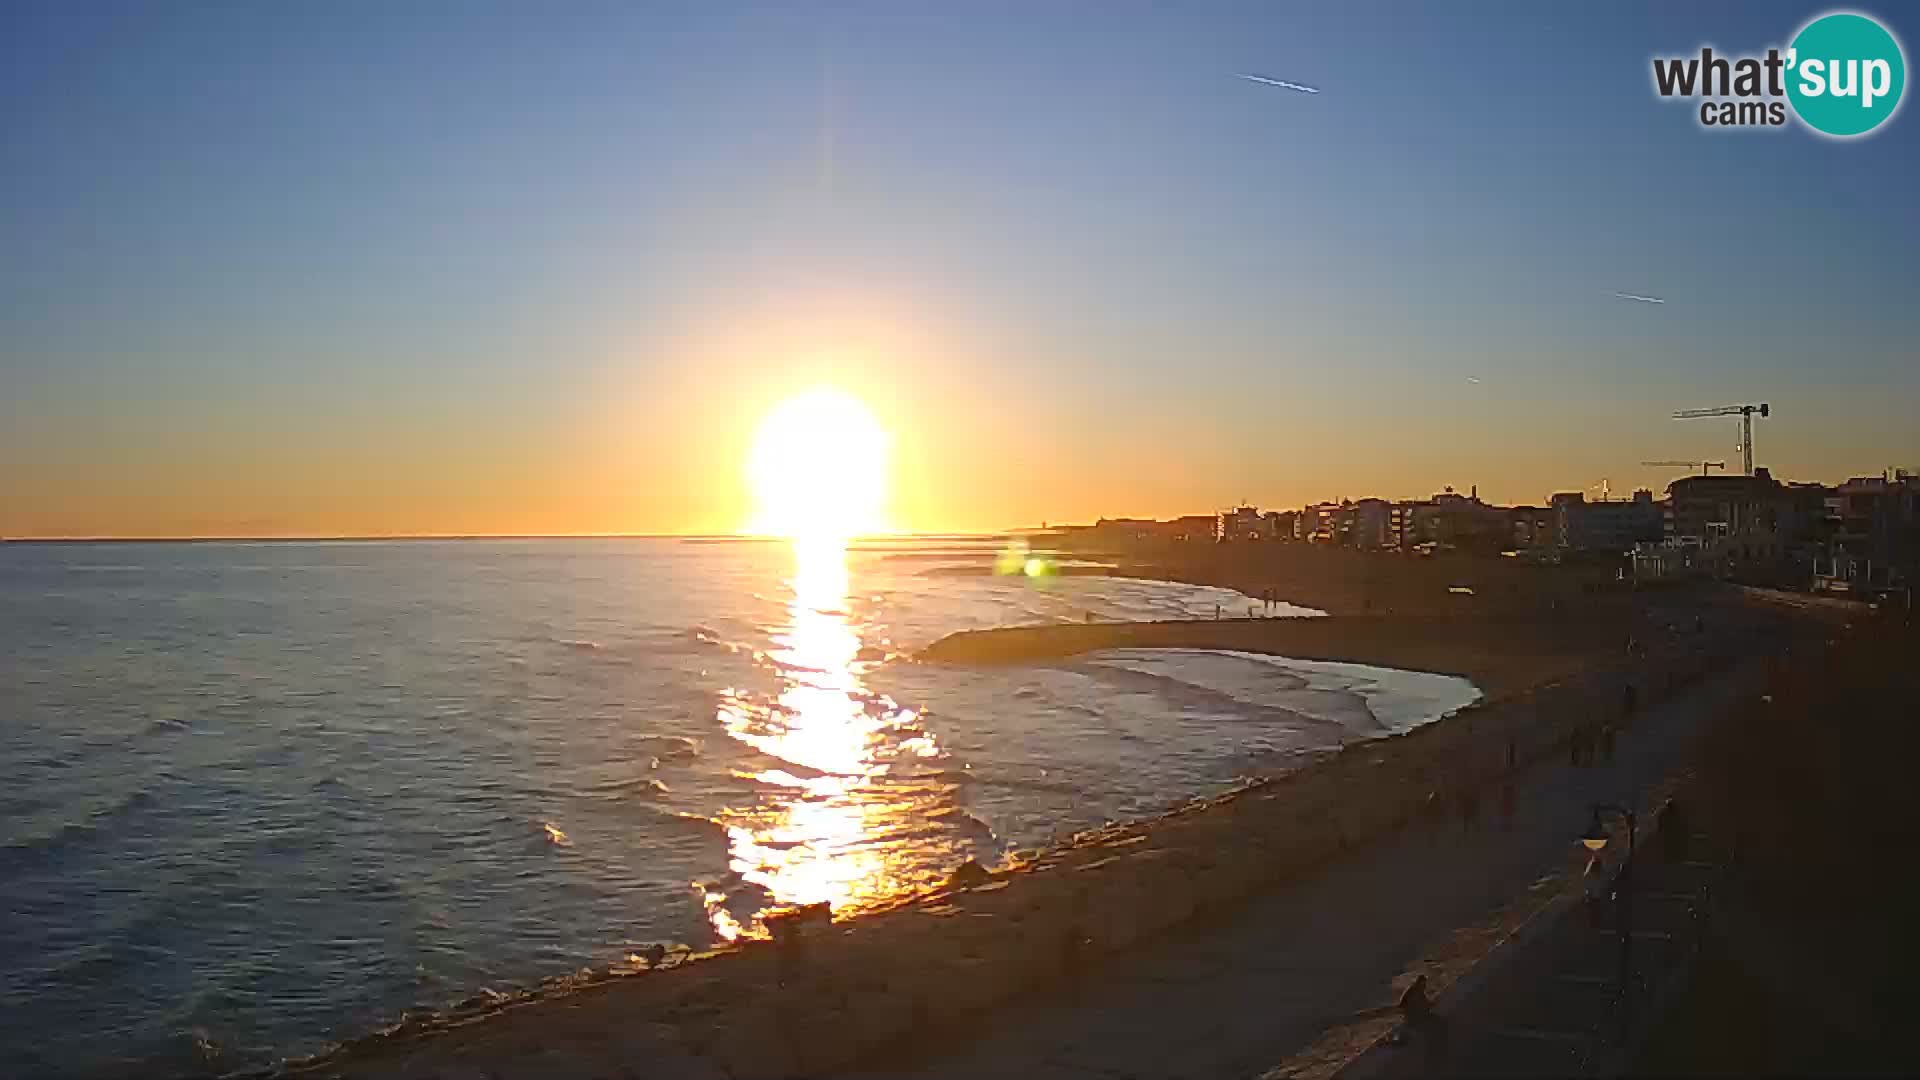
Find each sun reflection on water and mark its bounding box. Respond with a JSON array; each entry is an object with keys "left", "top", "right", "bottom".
[{"left": 705, "top": 537, "right": 951, "bottom": 940}]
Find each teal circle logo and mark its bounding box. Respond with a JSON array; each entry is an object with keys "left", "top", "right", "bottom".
[{"left": 1786, "top": 12, "right": 1906, "bottom": 137}]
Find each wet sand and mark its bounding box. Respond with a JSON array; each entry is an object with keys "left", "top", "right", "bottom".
[{"left": 277, "top": 595, "right": 1762, "bottom": 1080}]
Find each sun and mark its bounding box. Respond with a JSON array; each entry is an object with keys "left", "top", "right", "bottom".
[{"left": 747, "top": 388, "right": 891, "bottom": 540}]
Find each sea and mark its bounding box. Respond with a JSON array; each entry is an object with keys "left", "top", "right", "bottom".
[{"left": 0, "top": 537, "right": 1479, "bottom": 1077}]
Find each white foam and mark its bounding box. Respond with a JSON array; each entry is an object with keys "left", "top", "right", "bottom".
[{"left": 1083, "top": 648, "right": 1481, "bottom": 737}]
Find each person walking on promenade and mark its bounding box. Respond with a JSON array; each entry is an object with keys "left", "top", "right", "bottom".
[
  {"left": 1660, "top": 799, "right": 1689, "bottom": 863},
  {"left": 1583, "top": 852, "right": 1611, "bottom": 928},
  {"left": 1397, "top": 974, "right": 1448, "bottom": 1066}
]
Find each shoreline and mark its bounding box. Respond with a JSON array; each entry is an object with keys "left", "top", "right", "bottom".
[
  {"left": 917, "top": 613, "right": 1634, "bottom": 700},
  {"left": 275, "top": 599, "right": 1749, "bottom": 1080}
]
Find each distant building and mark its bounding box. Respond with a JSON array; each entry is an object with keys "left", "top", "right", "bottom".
[
  {"left": 1218, "top": 505, "right": 1264, "bottom": 542},
  {"left": 1294, "top": 504, "right": 1322, "bottom": 542},
  {"left": 1815, "top": 473, "right": 1919, "bottom": 595},
  {"left": 1550, "top": 489, "right": 1663, "bottom": 553},
  {"left": 1664, "top": 469, "right": 1798, "bottom": 576},
  {"left": 1424, "top": 487, "right": 1508, "bottom": 552},
  {"left": 1170, "top": 514, "right": 1220, "bottom": 542},
  {"left": 1666, "top": 469, "right": 1788, "bottom": 550},
  {"left": 1509, "top": 505, "right": 1556, "bottom": 550},
  {"left": 1263, "top": 510, "right": 1297, "bottom": 541},
  {"left": 1299, "top": 502, "right": 1343, "bottom": 543},
  {"left": 1086, "top": 518, "right": 1162, "bottom": 545},
  {"left": 1351, "top": 498, "right": 1391, "bottom": 549},
  {"left": 1389, "top": 501, "right": 1429, "bottom": 550}
]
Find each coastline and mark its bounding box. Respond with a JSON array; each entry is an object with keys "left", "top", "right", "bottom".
[
  {"left": 274, "top": 593, "right": 1753, "bottom": 1080},
  {"left": 917, "top": 613, "right": 1632, "bottom": 700}
]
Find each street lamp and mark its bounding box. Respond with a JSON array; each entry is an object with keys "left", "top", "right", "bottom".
[{"left": 1580, "top": 802, "right": 1636, "bottom": 857}]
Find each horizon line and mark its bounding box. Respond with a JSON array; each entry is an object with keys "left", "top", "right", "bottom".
[{"left": 0, "top": 530, "right": 1027, "bottom": 544}]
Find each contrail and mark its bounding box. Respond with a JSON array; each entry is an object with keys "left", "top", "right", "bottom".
[
  {"left": 1237, "top": 73, "right": 1320, "bottom": 94},
  {"left": 1613, "top": 291, "right": 1667, "bottom": 304}
]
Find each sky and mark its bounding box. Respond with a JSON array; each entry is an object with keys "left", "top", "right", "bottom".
[{"left": 3, "top": 1, "right": 1916, "bottom": 538}]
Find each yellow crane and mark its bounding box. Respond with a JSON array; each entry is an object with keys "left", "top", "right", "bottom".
[{"left": 1672, "top": 403, "right": 1769, "bottom": 475}]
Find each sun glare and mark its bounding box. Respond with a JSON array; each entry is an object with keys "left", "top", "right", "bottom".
[{"left": 747, "top": 388, "right": 891, "bottom": 540}]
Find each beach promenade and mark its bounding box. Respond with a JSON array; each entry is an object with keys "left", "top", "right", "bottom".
[{"left": 855, "top": 635, "right": 1770, "bottom": 1079}]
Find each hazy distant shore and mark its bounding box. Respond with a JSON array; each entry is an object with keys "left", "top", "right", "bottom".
[{"left": 1052, "top": 539, "right": 1635, "bottom": 619}]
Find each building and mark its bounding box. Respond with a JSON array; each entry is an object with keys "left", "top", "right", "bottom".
[
  {"left": 1815, "top": 472, "right": 1919, "bottom": 595},
  {"left": 1389, "top": 501, "right": 1429, "bottom": 550},
  {"left": 1509, "top": 505, "right": 1556, "bottom": 550},
  {"left": 1425, "top": 487, "right": 1509, "bottom": 552},
  {"left": 1263, "top": 510, "right": 1297, "bottom": 541},
  {"left": 1664, "top": 469, "right": 1798, "bottom": 577},
  {"left": 1298, "top": 502, "right": 1344, "bottom": 543},
  {"left": 1341, "top": 498, "right": 1387, "bottom": 549},
  {"left": 1217, "top": 505, "right": 1265, "bottom": 542},
  {"left": 1295, "top": 503, "right": 1332, "bottom": 542},
  {"left": 1170, "top": 514, "right": 1219, "bottom": 542},
  {"left": 1550, "top": 489, "right": 1664, "bottom": 553},
  {"left": 1084, "top": 518, "right": 1162, "bottom": 545}
]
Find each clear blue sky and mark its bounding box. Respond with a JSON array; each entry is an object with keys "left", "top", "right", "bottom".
[{"left": 3, "top": 1, "right": 1915, "bottom": 535}]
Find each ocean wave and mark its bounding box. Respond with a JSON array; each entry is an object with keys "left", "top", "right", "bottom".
[
  {"left": 584, "top": 776, "right": 671, "bottom": 798},
  {"left": 0, "top": 788, "right": 159, "bottom": 872},
  {"left": 633, "top": 734, "right": 701, "bottom": 762}
]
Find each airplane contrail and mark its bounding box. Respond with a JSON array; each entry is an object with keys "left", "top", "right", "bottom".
[
  {"left": 1613, "top": 291, "right": 1667, "bottom": 304},
  {"left": 1237, "top": 73, "right": 1321, "bottom": 94}
]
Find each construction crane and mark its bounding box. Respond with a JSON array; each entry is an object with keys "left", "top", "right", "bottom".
[
  {"left": 1642, "top": 459, "right": 1727, "bottom": 476},
  {"left": 1672, "top": 403, "right": 1769, "bottom": 475}
]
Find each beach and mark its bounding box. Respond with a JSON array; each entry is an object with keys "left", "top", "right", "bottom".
[{"left": 283, "top": 583, "right": 1781, "bottom": 1080}]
